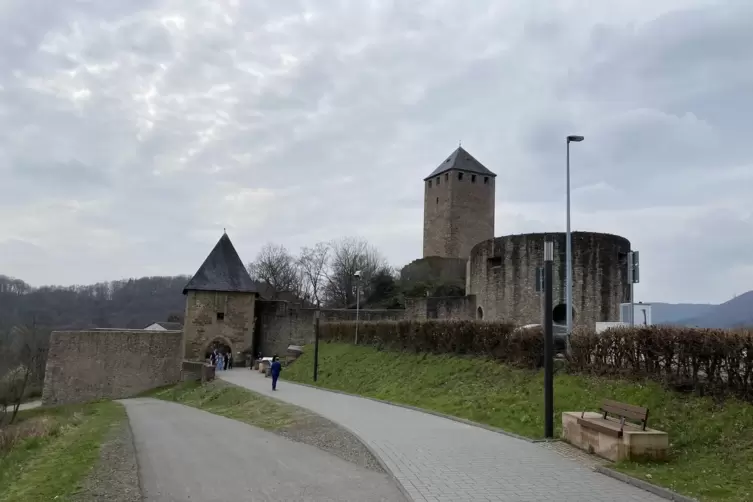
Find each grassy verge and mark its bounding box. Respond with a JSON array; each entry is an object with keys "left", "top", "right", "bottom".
[
  {"left": 0, "top": 401, "right": 125, "bottom": 502},
  {"left": 148, "top": 379, "right": 300, "bottom": 431},
  {"left": 284, "top": 342, "right": 753, "bottom": 502}
]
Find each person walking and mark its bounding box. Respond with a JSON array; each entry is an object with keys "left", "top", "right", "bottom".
[
  {"left": 227, "top": 351, "right": 233, "bottom": 370},
  {"left": 270, "top": 355, "right": 282, "bottom": 391}
]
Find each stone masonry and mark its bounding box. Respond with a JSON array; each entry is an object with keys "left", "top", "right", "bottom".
[
  {"left": 468, "top": 232, "right": 631, "bottom": 329},
  {"left": 423, "top": 147, "right": 496, "bottom": 259},
  {"left": 42, "top": 329, "right": 182, "bottom": 406},
  {"left": 182, "top": 290, "right": 256, "bottom": 360}
]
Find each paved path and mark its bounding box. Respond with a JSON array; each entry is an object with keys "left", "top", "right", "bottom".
[
  {"left": 121, "top": 398, "right": 405, "bottom": 502},
  {"left": 221, "top": 370, "right": 664, "bottom": 502}
]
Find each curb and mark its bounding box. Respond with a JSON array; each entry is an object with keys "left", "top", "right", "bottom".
[
  {"left": 285, "top": 379, "right": 535, "bottom": 443},
  {"left": 594, "top": 466, "right": 698, "bottom": 502},
  {"left": 220, "top": 378, "right": 412, "bottom": 502},
  {"left": 285, "top": 379, "right": 698, "bottom": 502}
]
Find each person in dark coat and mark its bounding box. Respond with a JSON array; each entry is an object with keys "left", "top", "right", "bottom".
[
  {"left": 227, "top": 352, "right": 233, "bottom": 370},
  {"left": 270, "top": 355, "right": 282, "bottom": 391}
]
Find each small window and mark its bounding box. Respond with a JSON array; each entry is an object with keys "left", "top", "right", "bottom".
[
  {"left": 436, "top": 197, "right": 439, "bottom": 204},
  {"left": 484, "top": 176, "right": 489, "bottom": 184},
  {"left": 428, "top": 180, "right": 432, "bottom": 188},
  {"left": 445, "top": 173, "right": 449, "bottom": 181},
  {"left": 216, "top": 312, "right": 225, "bottom": 321},
  {"left": 436, "top": 176, "right": 440, "bottom": 185},
  {"left": 458, "top": 172, "right": 464, "bottom": 180},
  {"left": 471, "top": 174, "right": 476, "bottom": 183}
]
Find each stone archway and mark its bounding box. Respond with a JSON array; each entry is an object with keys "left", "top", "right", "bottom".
[
  {"left": 202, "top": 337, "right": 234, "bottom": 363},
  {"left": 477, "top": 306, "right": 484, "bottom": 320}
]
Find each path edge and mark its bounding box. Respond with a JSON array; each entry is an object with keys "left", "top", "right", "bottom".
[
  {"left": 117, "top": 400, "right": 147, "bottom": 502},
  {"left": 284, "top": 378, "right": 697, "bottom": 502},
  {"left": 251, "top": 383, "right": 413, "bottom": 502},
  {"left": 594, "top": 466, "right": 698, "bottom": 502},
  {"left": 284, "top": 378, "right": 534, "bottom": 442}
]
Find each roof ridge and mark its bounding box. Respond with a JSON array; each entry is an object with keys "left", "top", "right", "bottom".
[{"left": 424, "top": 146, "right": 496, "bottom": 180}]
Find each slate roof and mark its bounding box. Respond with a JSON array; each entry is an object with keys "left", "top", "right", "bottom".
[
  {"left": 424, "top": 146, "right": 497, "bottom": 181},
  {"left": 183, "top": 233, "right": 258, "bottom": 294}
]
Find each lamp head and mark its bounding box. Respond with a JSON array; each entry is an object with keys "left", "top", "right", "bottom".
[{"left": 567, "top": 135, "right": 584, "bottom": 143}]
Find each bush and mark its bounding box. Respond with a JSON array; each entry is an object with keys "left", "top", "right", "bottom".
[
  {"left": 320, "top": 321, "right": 753, "bottom": 401},
  {"left": 570, "top": 325, "right": 753, "bottom": 401},
  {"left": 320, "top": 320, "right": 544, "bottom": 368}
]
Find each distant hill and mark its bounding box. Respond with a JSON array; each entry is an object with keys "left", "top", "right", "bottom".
[
  {"left": 670, "top": 291, "right": 753, "bottom": 328},
  {"left": 650, "top": 302, "right": 716, "bottom": 325}
]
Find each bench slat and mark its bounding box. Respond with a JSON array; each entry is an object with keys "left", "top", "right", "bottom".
[{"left": 601, "top": 399, "right": 648, "bottom": 421}]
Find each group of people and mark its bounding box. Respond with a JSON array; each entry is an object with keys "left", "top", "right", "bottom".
[{"left": 206, "top": 348, "right": 233, "bottom": 370}]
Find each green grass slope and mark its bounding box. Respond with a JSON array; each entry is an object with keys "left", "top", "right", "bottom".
[{"left": 284, "top": 342, "right": 753, "bottom": 502}]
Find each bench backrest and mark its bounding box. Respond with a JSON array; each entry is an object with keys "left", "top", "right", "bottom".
[{"left": 601, "top": 399, "right": 649, "bottom": 429}]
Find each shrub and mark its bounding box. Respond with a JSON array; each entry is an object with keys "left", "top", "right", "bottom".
[
  {"left": 320, "top": 320, "right": 544, "bottom": 368},
  {"left": 320, "top": 321, "right": 753, "bottom": 401}
]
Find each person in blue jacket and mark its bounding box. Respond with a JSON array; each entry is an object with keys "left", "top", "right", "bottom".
[{"left": 270, "top": 355, "right": 282, "bottom": 391}]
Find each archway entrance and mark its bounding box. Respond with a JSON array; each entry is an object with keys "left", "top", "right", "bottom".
[
  {"left": 204, "top": 338, "right": 234, "bottom": 370},
  {"left": 477, "top": 306, "right": 484, "bottom": 320}
]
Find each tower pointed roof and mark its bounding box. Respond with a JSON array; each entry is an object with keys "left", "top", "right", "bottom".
[
  {"left": 424, "top": 146, "right": 497, "bottom": 181},
  {"left": 183, "top": 233, "right": 258, "bottom": 295}
]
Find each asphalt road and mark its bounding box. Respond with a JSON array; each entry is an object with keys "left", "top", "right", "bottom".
[{"left": 120, "top": 398, "right": 406, "bottom": 502}]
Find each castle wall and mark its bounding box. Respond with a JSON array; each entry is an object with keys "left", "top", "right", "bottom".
[
  {"left": 405, "top": 295, "right": 477, "bottom": 320},
  {"left": 182, "top": 290, "right": 255, "bottom": 361},
  {"left": 42, "top": 329, "right": 182, "bottom": 406},
  {"left": 256, "top": 301, "right": 405, "bottom": 356},
  {"left": 468, "top": 232, "right": 631, "bottom": 329},
  {"left": 423, "top": 169, "right": 495, "bottom": 259}
]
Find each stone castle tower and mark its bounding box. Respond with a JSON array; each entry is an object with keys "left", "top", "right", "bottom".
[
  {"left": 422, "top": 146, "right": 496, "bottom": 259},
  {"left": 182, "top": 232, "right": 259, "bottom": 361}
]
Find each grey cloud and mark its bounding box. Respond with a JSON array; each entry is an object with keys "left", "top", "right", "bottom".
[{"left": 0, "top": 0, "right": 751, "bottom": 304}]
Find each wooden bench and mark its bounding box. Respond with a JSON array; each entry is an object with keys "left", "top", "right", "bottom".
[{"left": 577, "top": 399, "right": 649, "bottom": 439}]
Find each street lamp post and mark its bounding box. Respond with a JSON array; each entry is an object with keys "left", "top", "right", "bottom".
[
  {"left": 313, "top": 309, "right": 320, "bottom": 381},
  {"left": 565, "top": 135, "right": 584, "bottom": 340},
  {"left": 543, "top": 239, "right": 555, "bottom": 438},
  {"left": 354, "top": 270, "right": 362, "bottom": 345}
]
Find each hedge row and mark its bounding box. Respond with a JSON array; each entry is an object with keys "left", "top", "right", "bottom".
[{"left": 319, "top": 320, "right": 753, "bottom": 401}]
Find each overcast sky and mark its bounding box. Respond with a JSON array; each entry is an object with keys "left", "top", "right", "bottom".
[{"left": 0, "top": 0, "right": 751, "bottom": 304}]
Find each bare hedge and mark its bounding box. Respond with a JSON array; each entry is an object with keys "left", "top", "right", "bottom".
[{"left": 319, "top": 321, "right": 753, "bottom": 401}]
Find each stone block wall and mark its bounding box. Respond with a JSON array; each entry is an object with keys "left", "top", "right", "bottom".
[
  {"left": 405, "top": 295, "right": 477, "bottom": 320},
  {"left": 182, "top": 290, "right": 256, "bottom": 361},
  {"left": 256, "top": 300, "right": 405, "bottom": 356},
  {"left": 423, "top": 168, "right": 495, "bottom": 259},
  {"left": 42, "top": 329, "right": 182, "bottom": 406},
  {"left": 467, "top": 232, "right": 631, "bottom": 329}
]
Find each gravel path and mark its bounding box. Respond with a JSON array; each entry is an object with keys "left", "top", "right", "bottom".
[
  {"left": 72, "top": 411, "right": 142, "bottom": 502},
  {"left": 121, "top": 397, "right": 405, "bottom": 502},
  {"left": 276, "top": 407, "right": 385, "bottom": 472}
]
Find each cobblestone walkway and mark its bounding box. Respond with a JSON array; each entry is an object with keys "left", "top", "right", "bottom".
[{"left": 221, "top": 371, "right": 663, "bottom": 502}]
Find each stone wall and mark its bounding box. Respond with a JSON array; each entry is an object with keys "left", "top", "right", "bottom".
[
  {"left": 256, "top": 301, "right": 405, "bottom": 356},
  {"left": 42, "top": 329, "right": 182, "bottom": 406},
  {"left": 423, "top": 168, "right": 495, "bottom": 259},
  {"left": 405, "top": 295, "right": 477, "bottom": 320},
  {"left": 467, "top": 232, "right": 631, "bottom": 329},
  {"left": 182, "top": 290, "right": 256, "bottom": 361}
]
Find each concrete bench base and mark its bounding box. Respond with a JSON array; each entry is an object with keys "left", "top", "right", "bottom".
[{"left": 562, "top": 411, "right": 669, "bottom": 462}]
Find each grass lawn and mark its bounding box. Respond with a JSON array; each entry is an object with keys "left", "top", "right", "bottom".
[
  {"left": 284, "top": 342, "right": 753, "bottom": 502},
  {"left": 148, "top": 379, "right": 300, "bottom": 431},
  {"left": 0, "top": 401, "right": 125, "bottom": 502}
]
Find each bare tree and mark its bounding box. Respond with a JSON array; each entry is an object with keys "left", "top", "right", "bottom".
[
  {"left": 247, "top": 243, "right": 301, "bottom": 300},
  {"left": 0, "top": 322, "right": 46, "bottom": 427},
  {"left": 324, "top": 237, "right": 389, "bottom": 307},
  {"left": 297, "top": 242, "right": 330, "bottom": 307}
]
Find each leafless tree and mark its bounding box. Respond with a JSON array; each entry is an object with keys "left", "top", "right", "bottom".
[
  {"left": 247, "top": 243, "right": 302, "bottom": 300},
  {"left": 323, "top": 237, "right": 389, "bottom": 307},
  {"left": 297, "top": 242, "right": 330, "bottom": 307},
  {"left": 0, "top": 322, "right": 46, "bottom": 427}
]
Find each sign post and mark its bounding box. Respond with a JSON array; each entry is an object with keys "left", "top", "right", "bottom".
[{"left": 313, "top": 310, "right": 320, "bottom": 382}]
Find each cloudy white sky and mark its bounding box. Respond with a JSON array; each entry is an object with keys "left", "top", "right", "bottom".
[{"left": 0, "top": 0, "right": 751, "bottom": 304}]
